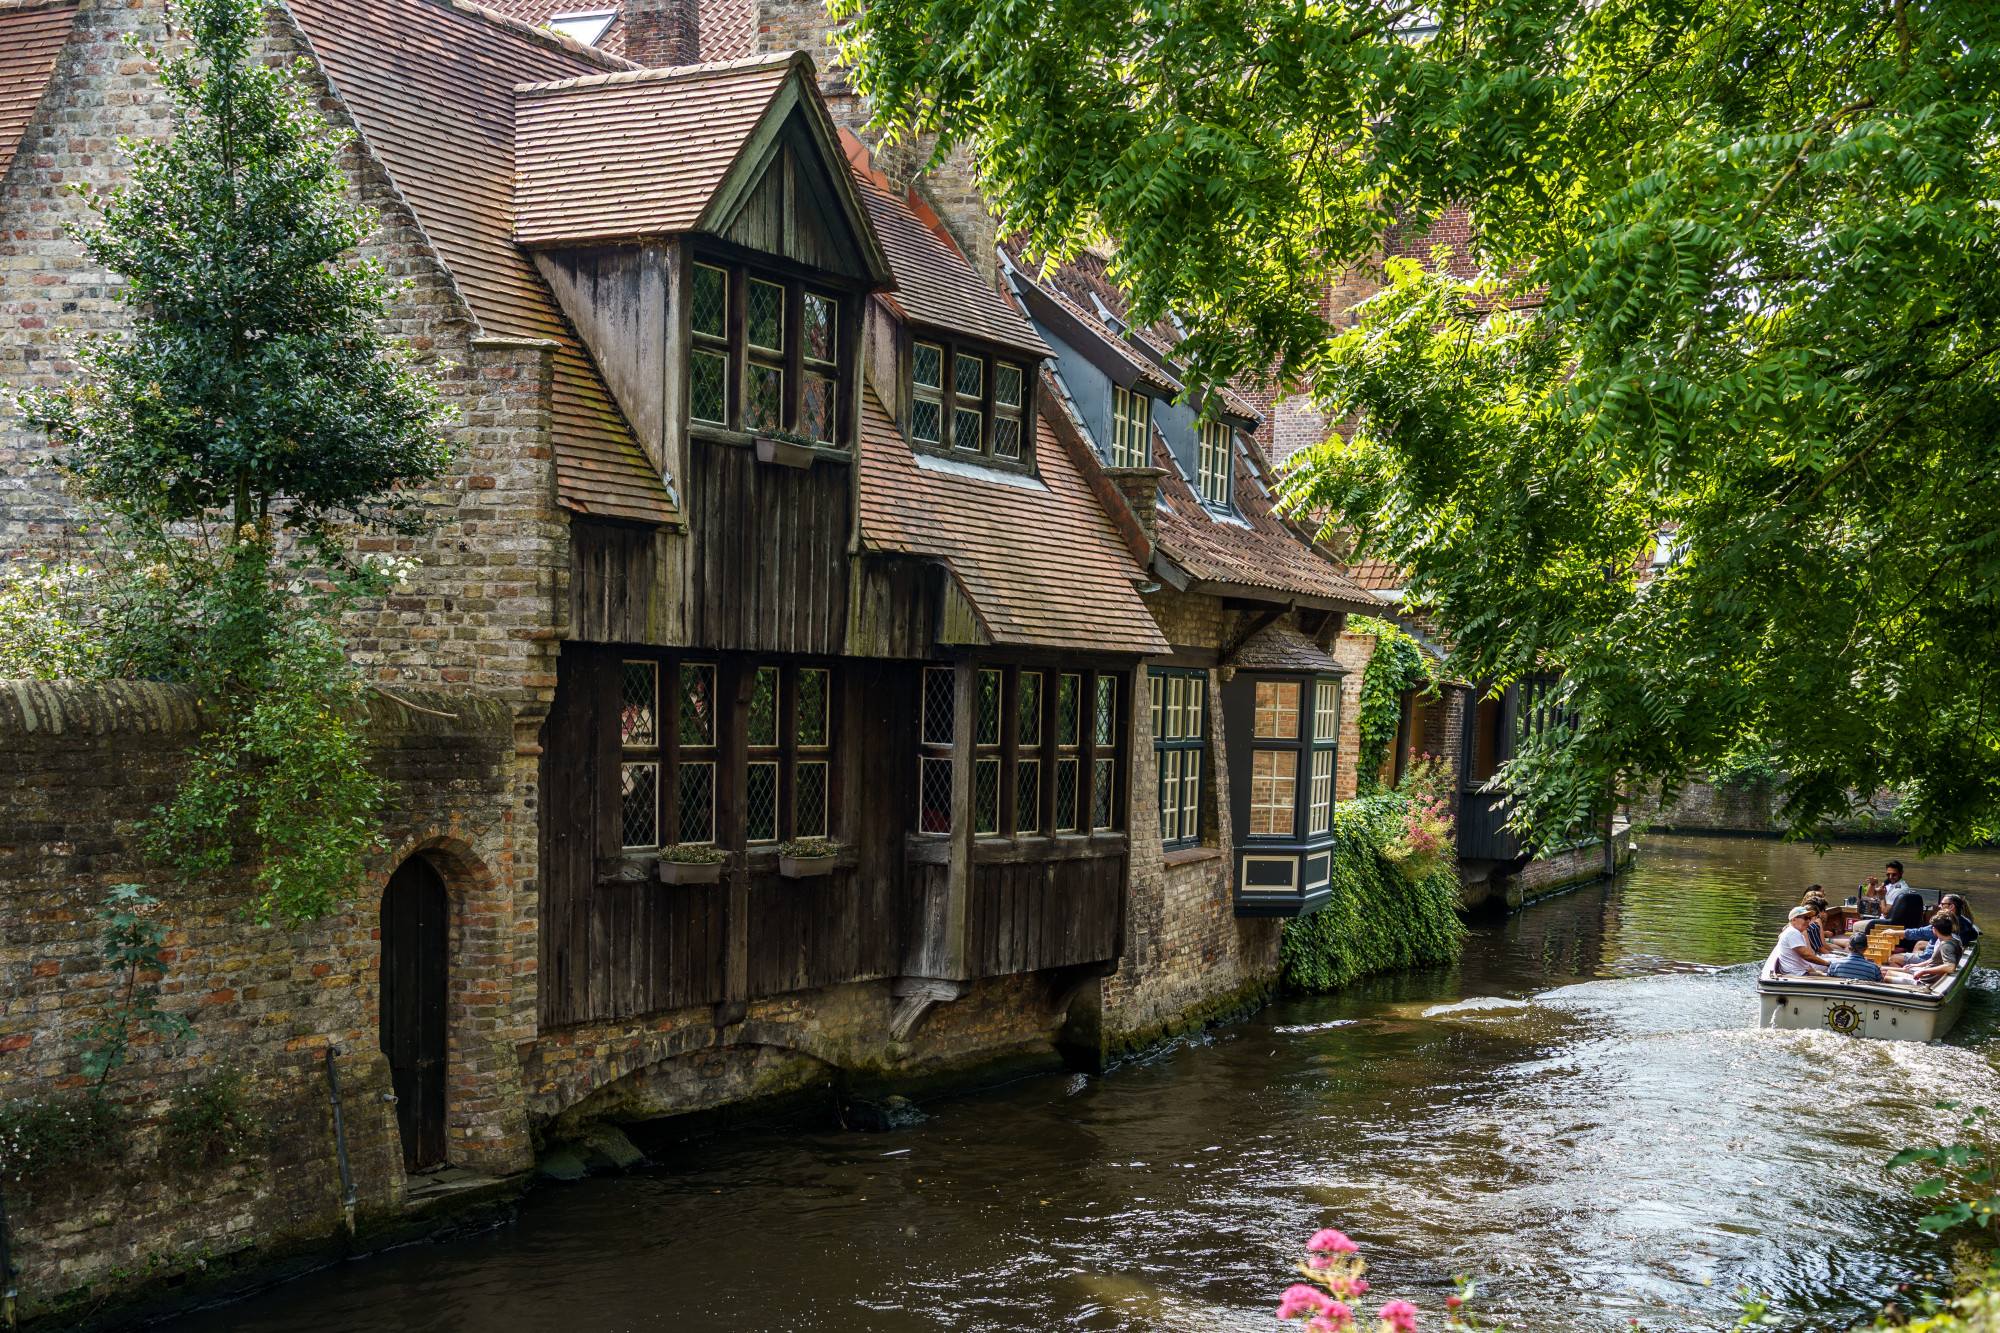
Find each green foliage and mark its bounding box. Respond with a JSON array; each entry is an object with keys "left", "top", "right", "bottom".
[
  {"left": 1279, "top": 793, "right": 1466, "bottom": 992},
  {"left": 82, "top": 886, "right": 195, "bottom": 1087},
  {"left": 1712, "top": 740, "right": 1786, "bottom": 791},
  {"left": 8, "top": 0, "right": 451, "bottom": 925},
  {"left": 0, "top": 563, "right": 104, "bottom": 680},
  {"left": 660, "top": 843, "right": 730, "bottom": 864},
  {"left": 162, "top": 1063, "right": 257, "bottom": 1173},
  {"left": 0, "top": 1090, "right": 125, "bottom": 1182},
  {"left": 836, "top": 0, "right": 2000, "bottom": 853},
  {"left": 1889, "top": 1103, "right": 2000, "bottom": 1236},
  {"left": 1351, "top": 615, "right": 1427, "bottom": 796},
  {"left": 777, "top": 838, "right": 838, "bottom": 857}
]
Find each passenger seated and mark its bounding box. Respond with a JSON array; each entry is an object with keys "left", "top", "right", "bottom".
[
  {"left": 1801, "top": 893, "right": 1831, "bottom": 952},
  {"left": 1909, "top": 914, "right": 1965, "bottom": 986},
  {"left": 1827, "top": 930, "right": 1888, "bottom": 982},
  {"left": 1942, "top": 894, "right": 1980, "bottom": 947},
  {"left": 1772, "top": 905, "right": 1831, "bottom": 976}
]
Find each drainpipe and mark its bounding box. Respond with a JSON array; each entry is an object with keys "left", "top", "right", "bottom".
[{"left": 324, "top": 1048, "right": 358, "bottom": 1238}]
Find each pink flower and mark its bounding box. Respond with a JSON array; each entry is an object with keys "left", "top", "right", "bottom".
[
  {"left": 1308, "top": 1229, "right": 1361, "bottom": 1254},
  {"left": 1445, "top": 1296, "right": 1462, "bottom": 1310},
  {"left": 1308, "top": 1304, "right": 1355, "bottom": 1331},
  {"left": 1378, "top": 1299, "right": 1420, "bottom": 1331},
  {"left": 1279, "top": 1285, "right": 1334, "bottom": 1319}
]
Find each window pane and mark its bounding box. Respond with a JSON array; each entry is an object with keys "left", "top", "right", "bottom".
[
  {"left": 1093, "top": 757, "right": 1114, "bottom": 830},
  {"left": 621, "top": 660, "right": 657, "bottom": 747},
  {"left": 679, "top": 663, "right": 716, "bottom": 746},
  {"left": 796, "top": 760, "right": 828, "bottom": 838},
  {"left": 995, "top": 363, "right": 1022, "bottom": 407},
  {"left": 913, "top": 342, "right": 943, "bottom": 388},
  {"left": 953, "top": 407, "right": 982, "bottom": 452},
  {"left": 1094, "top": 675, "right": 1116, "bottom": 746},
  {"left": 691, "top": 263, "right": 727, "bottom": 339},
  {"left": 922, "top": 667, "right": 955, "bottom": 746},
  {"left": 1186, "top": 675, "right": 1205, "bottom": 740},
  {"left": 1310, "top": 749, "right": 1334, "bottom": 835},
  {"left": 1315, "top": 679, "right": 1339, "bottom": 741},
  {"left": 1159, "top": 748, "right": 1181, "bottom": 841},
  {"left": 1149, "top": 674, "right": 1163, "bottom": 740},
  {"left": 804, "top": 292, "right": 836, "bottom": 362},
  {"left": 1181, "top": 751, "right": 1201, "bottom": 840},
  {"left": 747, "top": 761, "right": 778, "bottom": 841},
  {"left": 746, "top": 363, "right": 783, "bottom": 432},
  {"left": 677, "top": 761, "right": 714, "bottom": 844},
  {"left": 1055, "top": 756, "right": 1078, "bottom": 832},
  {"left": 1015, "top": 759, "right": 1040, "bottom": 834},
  {"left": 621, "top": 762, "right": 658, "bottom": 849},
  {"left": 1250, "top": 750, "right": 1297, "bottom": 836},
  {"left": 920, "top": 756, "right": 953, "bottom": 833},
  {"left": 976, "top": 669, "right": 1001, "bottom": 746},
  {"left": 974, "top": 758, "right": 1000, "bottom": 835},
  {"left": 691, "top": 349, "right": 728, "bottom": 424},
  {"left": 748, "top": 277, "right": 784, "bottom": 351},
  {"left": 797, "top": 668, "right": 829, "bottom": 747},
  {"left": 911, "top": 397, "right": 940, "bottom": 443},
  {"left": 748, "top": 666, "right": 778, "bottom": 747},
  {"left": 955, "top": 352, "right": 982, "bottom": 398},
  {"left": 803, "top": 374, "right": 835, "bottom": 444},
  {"left": 992, "top": 415, "right": 1021, "bottom": 459},
  {"left": 1018, "top": 671, "right": 1041, "bottom": 746},
  {"left": 1167, "top": 675, "right": 1185, "bottom": 739},
  {"left": 1253, "top": 681, "right": 1300, "bottom": 738},
  {"left": 1057, "top": 674, "right": 1080, "bottom": 746}
]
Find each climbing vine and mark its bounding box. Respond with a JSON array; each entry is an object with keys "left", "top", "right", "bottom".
[
  {"left": 1279, "top": 792, "right": 1466, "bottom": 992},
  {"left": 1350, "top": 616, "right": 1428, "bottom": 796}
]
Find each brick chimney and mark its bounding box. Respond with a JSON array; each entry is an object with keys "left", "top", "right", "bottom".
[
  {"left": 620, "top": 0, "right": 700, "bottom": 65},
  {"left": 1102, "top": 466, "right": 1165, "bottom": 549}
]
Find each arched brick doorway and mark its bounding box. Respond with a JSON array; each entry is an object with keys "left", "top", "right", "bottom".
[{"left": 380, "top": 856, "right": 449, "bottom": 1172}]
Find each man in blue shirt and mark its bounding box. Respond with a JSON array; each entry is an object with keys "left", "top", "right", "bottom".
[{"left": 1827, "top": 930, "right": 1886, "bottom": 982}]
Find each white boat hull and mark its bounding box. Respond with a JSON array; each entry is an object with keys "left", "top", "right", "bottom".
[{"left": 1758, "top": 941, "right": 1978, "bottom": 1042}]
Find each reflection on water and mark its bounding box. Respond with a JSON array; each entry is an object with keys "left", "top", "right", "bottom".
[{"left": 170, "top": 837, "right": 2000, "bottom": 1333}]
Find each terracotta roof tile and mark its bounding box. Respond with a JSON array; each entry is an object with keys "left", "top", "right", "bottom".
[
  {"left": 1341, "top": 558, "right": 1405, "bottom": 592},
  {"left": 1152, "top": 425, "right": 1380, "bottom": 611},
  {"left": 698, "top": 0, "right": 756, "bottom": 61},
  {"left": 853, "top": 168, "right": 1048, "bottom": 360},
  {"left": 856, "top": 385, "right": 1165, "bottom": 655},
  {"left": 513, "top": 55, "right": 797, "bottom": 248},
  {"left": 0, "top": 2, "right": 75, "bottom": 185},
  {"left": 481, "top": 0, "right": 627, "bottom": 56},
  {"left": 287, "top": 0, "right": 677, "bottom": 525}
]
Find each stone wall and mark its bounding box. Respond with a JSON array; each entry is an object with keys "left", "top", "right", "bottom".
[
  {"left": 0, "top": 680, "right": 526, "bottom": 1325},
  {"left": 1623, "top": 778, "right": 1905, "bottom": 838}
]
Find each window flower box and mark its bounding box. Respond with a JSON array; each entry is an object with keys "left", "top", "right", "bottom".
[
  {"left": 658, "top": 848, "right": 726, "bottom": 885},
  {"left": 777, "top": 839, "right": 838, "bottom": 878},
  {"left": 754, "top": 433, "right": 819, "bottom": 469}
]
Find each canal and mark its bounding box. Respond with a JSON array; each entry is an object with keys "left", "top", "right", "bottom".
[{"left": 173, "top": 835, "right": 2000, "bottom": 1333}]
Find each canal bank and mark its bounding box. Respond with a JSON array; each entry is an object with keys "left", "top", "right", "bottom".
[{"left": 153, "top": 834, "right": 2000, "bottom": 1333}]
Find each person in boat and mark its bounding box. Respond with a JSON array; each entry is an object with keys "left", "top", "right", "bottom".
[
  {"left": 1773, "top": 905, "right": 1832, "bottom": 975},
  {"left": 1881, "top": 862, "right": 1925, "bottom": 929},
  {"left": 1827, "top": 929, "right": 1897, "bottom": 983},
  {"left": 1942, "top": 894, "right": 1980, "bottom": 946},
  {"left": 1799, "top": 891, "right": 1832, "bottom": 951},
  {"left": 1909, "top": 913, "right": 1965, "bottom": 986}
]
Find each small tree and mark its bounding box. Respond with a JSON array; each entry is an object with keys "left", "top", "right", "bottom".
[{"left": 20, "top": 0, "right": 454, "bottom": 924}]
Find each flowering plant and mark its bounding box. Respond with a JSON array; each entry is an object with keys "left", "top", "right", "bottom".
[
  {"left": 1274, "top": 1230, "right": 1481, "bottom": 1332},
  {"left": 1382, "top": 757, "right": 1455, "bottom": 882}
]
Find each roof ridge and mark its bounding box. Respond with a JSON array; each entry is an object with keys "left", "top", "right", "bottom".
[
  {"left": 515, "top": 47, "right": 802, "bottom": 93},
  {"left": 420, "top": 0, "right": 638, "bottom": 70}
]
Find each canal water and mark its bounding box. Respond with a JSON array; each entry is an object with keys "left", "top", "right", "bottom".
[{"left": 174, "top": 836, "right": 2000, "bottom": 1333}]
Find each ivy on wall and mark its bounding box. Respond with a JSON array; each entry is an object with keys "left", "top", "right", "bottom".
[
  {"left": 1351, "top": 616, "right": 1428, "bottom": 796},
  {"left": 1279, "top": 793, "right": 1466, "bottom": 992}
]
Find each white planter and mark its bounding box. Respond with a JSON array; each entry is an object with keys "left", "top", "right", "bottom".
[
  {"left": 658, "top": 859, "right": 724, "bottom": 885},
  {"left": 779, "top": 854, "right": 836, "bottom": 879},
  {"left": 755, "top": 436, "right": 816, "bottom": 468}
]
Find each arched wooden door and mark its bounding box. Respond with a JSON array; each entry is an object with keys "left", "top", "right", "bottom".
[{"left": 379, "top": 857, "right": 448, "bottom": 1172}]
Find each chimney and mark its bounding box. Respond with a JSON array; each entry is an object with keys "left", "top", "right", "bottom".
[
  {"left": 620, "top": 0, "right": 700, "bottom": 65},
  {"left": 1102, "top": 466, "right": 1165, "bottom": 549}
]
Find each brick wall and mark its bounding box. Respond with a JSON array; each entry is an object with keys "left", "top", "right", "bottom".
[
  {"left": 0, "top": 680, "right": 526, "bottom": 1323},
  {"left": 1331, "top": 631, "right": 1376, "bottom": 800}
]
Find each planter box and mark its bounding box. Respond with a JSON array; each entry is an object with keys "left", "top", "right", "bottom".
[
  {"left": 779, "top": 854, "right": 837, "bottom": 879},
  {"left": 755, "top": 436, "right": 817, "bottom": 468},
  {"left": 658, "top": 859, "right": 724, "bottom": 885}
]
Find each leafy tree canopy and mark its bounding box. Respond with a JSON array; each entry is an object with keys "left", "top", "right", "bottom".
[{"left": 837, "top": 0, "right": 2000, "bottom": 850}]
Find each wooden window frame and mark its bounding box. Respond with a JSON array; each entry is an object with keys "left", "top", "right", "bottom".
[
  {"left": 1309, "top": 675, "right": 1340, "bottom": 835},
  {"left": 904, "top": 332, "right": 1039, "bottom": 474},
  {"left": 687, "top": 251, "right": 852, "bottom": 449},
  {"left": 1111, "top": 385, "right": 1151, "bottom": 469},
  {"left": 1247, "top": 678, "right": 1305, "bottom": 840},
  {"left": 1150, "top": 666, "right": 1207, "bottom": 850},
  {"left": 1197, "top": 419, "right": 1232, "bottom": 505}
]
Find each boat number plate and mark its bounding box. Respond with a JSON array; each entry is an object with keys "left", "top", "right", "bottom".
[{"left": 1826, "top": 1003, "right": 1863, "bottom": 1035}]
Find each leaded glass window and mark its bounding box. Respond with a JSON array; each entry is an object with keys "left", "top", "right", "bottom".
[{"left": 685, "top": 257, "right": 850, "bottom": 447}]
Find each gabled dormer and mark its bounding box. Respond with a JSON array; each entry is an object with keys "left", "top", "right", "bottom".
[{"left": 514, "top": 53, "right": 894, "bottom": 495}]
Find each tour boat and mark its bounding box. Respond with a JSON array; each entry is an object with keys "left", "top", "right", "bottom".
[{"left": 1758, "top": 939, "right": 1980, "bottom": 1042}]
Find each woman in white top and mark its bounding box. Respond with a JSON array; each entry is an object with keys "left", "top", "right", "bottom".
[{"left": 1772, "top": 904, "right": 1832, "bottom": 976}]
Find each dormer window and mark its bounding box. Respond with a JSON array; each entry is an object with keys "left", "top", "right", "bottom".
[
  {"left": 1197, "top": 420, "right": 1232, "bottom": 505},
  {"left": 687, "top": 255, "right": 848, "bottom": 448},
  {"left": 1111, "top": 386, "right": 1150, "bottom": 468},
  {"left": 906, "top": 335, "right": 1037, "bottom": 469}
]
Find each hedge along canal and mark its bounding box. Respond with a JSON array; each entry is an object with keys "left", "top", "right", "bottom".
[{"left": 166, "top": 834, "right": 2000, "bottom": 1333}]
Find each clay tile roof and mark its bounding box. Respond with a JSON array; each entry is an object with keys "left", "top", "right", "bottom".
[
  {"left": 851, "top": 167, "right": 1049, "bottom": 360},
  {"left": 697, "top": 0, "right": 756, "bottom": 60},
  {"left": 0, "top": 2, "right": 76, "bottom": 184},
  {"left": 1341, "top": 558, "right": 1405, "bottom": 592},
  {"left": 481, "top": 0, "right": 626, "bottom": 56},
  {"left": 1225, "top": 620, "right": 1343, "bottom": 673},
  {"left": 856, "top": 386, "right": 1166, "bottom": 655},
  {"left": 513, "top": 54, "right": 798, "bottom": 248},
  {"left": 286, "top": 0, "right": 678, "bottom": 526},
  {"left": 1151, "top": 426, "right": 1380, "bottom": 611}
]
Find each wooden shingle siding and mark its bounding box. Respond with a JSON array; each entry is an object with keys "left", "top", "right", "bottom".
[{"left": 681, "top": 438, "right": 849, "bottom": 653}]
